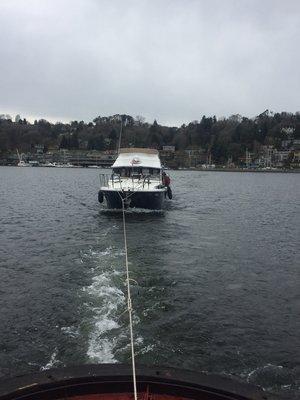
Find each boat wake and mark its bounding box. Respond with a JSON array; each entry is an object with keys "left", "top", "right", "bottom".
[
  {"left": 83, "top": 270, "right": 124, "bottom": 363},
  {"left": 81, "top": 247, "right": 125, "bottom": 363},
  {"left": 78, "top": 245, "right": 145, "bottom": 363}
]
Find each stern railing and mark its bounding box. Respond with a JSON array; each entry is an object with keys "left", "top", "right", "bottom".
[
  {"left": 99, "top": 173, "right": 110, "bottom": 187},
  {"left": 99, "top": 173, "right": 122, "bottom": 189},
  {"left": 99, "top": 173, "right": 162, "bottom": 190}
]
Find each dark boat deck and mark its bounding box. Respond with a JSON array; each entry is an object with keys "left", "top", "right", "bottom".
[{"left": 0, "top": 364, "right": 277, "bottom": 400}]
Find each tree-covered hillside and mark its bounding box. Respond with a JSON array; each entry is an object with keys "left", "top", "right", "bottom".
[{"left": 0, "top": 111, "right": 299, "bottom": 164}]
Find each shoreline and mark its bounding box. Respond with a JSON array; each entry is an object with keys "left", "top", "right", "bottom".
[
  {"left": 1, "top": 165, "right": 299, "bottom": 173},
  {"left": 175, "top": 167, "right": 300, "bottom": 173}
]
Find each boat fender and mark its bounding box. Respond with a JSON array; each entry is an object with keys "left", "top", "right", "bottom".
[
  {"left": 167, "top": 186, "right": 172, "bottom": 200},
  {"left": 98, "top": 190, "right": 104, "bottom": 203}
]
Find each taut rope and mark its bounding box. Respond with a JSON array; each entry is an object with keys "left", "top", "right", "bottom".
[{"left": 121, "top": 196, "right": 138, "bottom": 400}]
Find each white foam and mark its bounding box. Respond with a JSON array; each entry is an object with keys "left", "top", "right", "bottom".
[
  {"left": 99, "top": 247, "right": 113, "bottom": 256},
  {"left": 87, "top": 337, "right": 118, "bottom": 363},
  {"left": 83, "top": 273, "right": 124, "bottom": 304},
  {"left": 83, "top": 268, "right": 125, "bottom": 363},
  {"left": 81, "top": 243, "right": 144, "bottom": 364},
  {"left": 40, "top": 348, "right": 61, "bottom": 371},
  {"left": 137, "top": 344, "right": 155, "bottom": 355},
  {"left": 61, "top": 326, "right": 79, "bottom": 338},
  {"left": 87, "top": 317, "right": 120, "bottom": 363},
  {"left": 80, "top": 247, "right": 125, "bottom": 264},
  {"left": 247, "top": 364, "right": 283, "bottom": 380}
]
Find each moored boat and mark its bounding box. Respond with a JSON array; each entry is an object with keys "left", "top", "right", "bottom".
[
  {"left": 16, "top": 149, "right": 31, "bottom": 167},
  {"left": 17, "top": 160, "right": 31, "bottom": 167},
  {"left": 98, "top": 148, "right": 172, "bottom": 209}
]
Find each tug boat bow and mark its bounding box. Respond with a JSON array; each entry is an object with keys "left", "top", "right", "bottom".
[{"left": 0, "top": 364, "right": 275, "bottom": 400}]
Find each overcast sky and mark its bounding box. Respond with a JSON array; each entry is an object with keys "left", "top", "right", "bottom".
[{"left": 0, "top": 0, "right": 299, "bottom": 126}]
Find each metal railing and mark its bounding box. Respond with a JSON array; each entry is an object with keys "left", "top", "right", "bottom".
[
  {"left": 99, "top": 173, "right": 162, "bottom": 190},
  {"left": 99, "top": 173, "right": 110, "bottom": 187},
  {"left": 99, "top": 173, "right": 122, "bottom": 188},
  {"left": 112, "top": 174, "right": 122, "bottom": 188}
]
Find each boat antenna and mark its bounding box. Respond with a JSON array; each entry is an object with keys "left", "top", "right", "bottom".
[
  {"left": 120, "top": 195, "right": 138, "bottom": 400},
  {"left": 117, "top": 117, "right": 123, "bottom": 154}
]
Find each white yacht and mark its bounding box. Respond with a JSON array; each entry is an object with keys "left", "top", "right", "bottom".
[{"left": 98, "top": 148, "right": 172, "bottom": 209}]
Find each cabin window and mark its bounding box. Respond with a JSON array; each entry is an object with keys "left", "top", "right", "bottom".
[
  {"left": 131, "top": 167, "right": 141, "bottom": 177},
  {"left": 113, "top": 167, "right": 160, "bottom": 178}
]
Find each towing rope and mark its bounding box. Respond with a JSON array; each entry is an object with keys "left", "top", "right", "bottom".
[{"left": 120, "top": 195, "right": 138, "bottom": 400}]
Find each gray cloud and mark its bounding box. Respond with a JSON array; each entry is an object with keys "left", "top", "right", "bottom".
[{"left": 0, "top": 0, "right": 299, "bottom": 126}]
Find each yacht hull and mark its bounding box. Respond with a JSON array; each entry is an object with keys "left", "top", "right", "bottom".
[{"left": 103, "top": 190, "right": 165, "bottom": 210}]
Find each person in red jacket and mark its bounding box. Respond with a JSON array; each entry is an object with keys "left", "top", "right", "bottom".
[{"left": 162, "top": 172, "right": 170, "bottom": 187}]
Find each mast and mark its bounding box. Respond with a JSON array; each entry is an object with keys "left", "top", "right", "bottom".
[
  {"left": 16, "top": 149, "right": 21, "bottom": 162},
  {"left": 117, "top": 118, "right": 123, "bottom": 155},
  {"left": 246, "top": 148, "right": 250, "bottom": 168}
]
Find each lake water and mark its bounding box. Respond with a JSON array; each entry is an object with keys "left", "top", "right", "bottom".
[{"left": 0, "top": 167, "right": 299, "bottom": 398}]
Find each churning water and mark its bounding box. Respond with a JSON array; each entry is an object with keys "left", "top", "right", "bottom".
[{"left": 0, "top": 167, "right": 299, "bottom": 398}]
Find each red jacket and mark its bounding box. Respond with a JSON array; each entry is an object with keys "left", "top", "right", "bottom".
[{"left": 163, "top": 175, "right": 170, "bottom": 186}]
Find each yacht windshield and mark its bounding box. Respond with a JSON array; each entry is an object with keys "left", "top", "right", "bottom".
[{"left": 113, "top": 167, "right": 161, "bottom": 179}]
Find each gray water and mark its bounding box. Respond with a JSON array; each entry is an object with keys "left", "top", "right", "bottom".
[{"left": 0, "top": 167, "right": 299, "bottom": 397}]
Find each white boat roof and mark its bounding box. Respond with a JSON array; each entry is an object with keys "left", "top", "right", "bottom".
[{"left": 112, "top": 148, "right": 161, "bottom": 169}]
